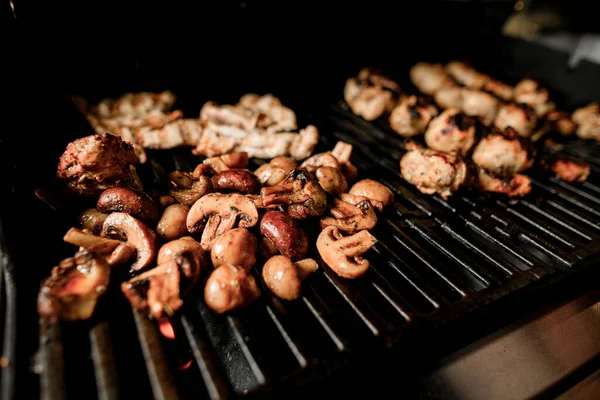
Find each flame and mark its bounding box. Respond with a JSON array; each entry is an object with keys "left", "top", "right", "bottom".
[
  {"left": 158, "top": 317, "right": 175, "bottom": 340},
  {"left": 178, "top": 360, "right": 193, "bottom": 371}
]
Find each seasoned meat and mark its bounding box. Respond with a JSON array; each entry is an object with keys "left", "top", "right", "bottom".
[
  {"left": 344, "top": 68, "right": 399, "bottom": 121},
  {"left": 545, "top": 111, "right": 576, "bottom": 136},
  {"left": 482, "top": 79, "right": 514, "bottom": 101},
  {"left": 424, "top": 108, "right": 476, "bottom": 155},
  {"left": 410, "top": 62, "right": 458, "bottom": 96},
  {"left": 57, "top": 133, "right": 142, "bottom": 196},
  {"left": 493, "top": 103, "right": 538, "bottom": 137},
  {"left": 435, "top": 87, "right": 499, "bottom": 122},
  {"left": 572, "top": 102, "right": 600, "bottom": 140},
  {"left": 513, "top": 78, "right": 555, "bottom": 116},
  {"left": 400, "top": 143, "right": 467, "bottom": 199},
  {"left": 476, "top": 169, "right": 531, "bottom": 197},
  {"left": 472, "top": 127, "right": 534, "bottom": 176},
  {"left": 389, "top": 95, "right": 439, "bottom": 137},
  {"left": 134, "top": 118, "right": 204, "bottom": 150},
  {"left": 542, "top": 158, "right": 590, "bottom": 183},
  {"left": 95, "top": 91, "right": 176, "bottom": 120},
  {"left": 238, "top": 93, "right": 298, "bottom": 132},
  {"left": 445, "top": 61, "right": 513, "bottom": 100}
]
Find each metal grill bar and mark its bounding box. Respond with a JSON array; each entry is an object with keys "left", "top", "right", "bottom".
[
  {"left": 39, "top": 323, "right": 66, "bottom": 400},
  {"left": 90, "top": 323, "right": 119, "bottom": 400}
]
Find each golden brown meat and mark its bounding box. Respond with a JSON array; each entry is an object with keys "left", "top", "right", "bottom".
[
  {"left": 476, "top": 169, "right": 532, "bottom": 197},
  {"left": 493, "top": 103, "right": 538, "bottom": 138},
  {"left": 410, "top": 62, "right": 458, "bottom": 96},
  {"left": 57, "top": 133, "right": 142, "bottom": 197},
  {"left": 572, "top": 102, "right": 600, "bottom": 140},
  {"left": 472, "top": 127, "right": 534, "bottom": 176},
  {"left": 424, "top": 109, "right": 476, "bottom": 155},
  {"left": 445, "top": 61, "right": 513, "bottom": 100},
  {"left": 389, "top": 95, "right": 439, "bottom": 137},
  {"left": 434, "top": 87, "right": 499, "bottom": 122},
  {"left": 542, "top": 158, "right": 590, "bottom": 183},
  {"left": 400, "top": 143, "right": 467, "bottom": 199},
  {"left": 513, "top": 78, "right": 555, "bottom": 116},
  {"left": 344, "top": 68, "right": 400, "bottom": 121}
]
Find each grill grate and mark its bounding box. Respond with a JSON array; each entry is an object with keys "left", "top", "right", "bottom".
[{"left": 32, "top": 101, "right": 600, "bottom": 400}]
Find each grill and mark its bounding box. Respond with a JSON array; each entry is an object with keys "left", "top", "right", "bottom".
[{"left": 3, "top": 13, "right": 600, "bottom": 398}]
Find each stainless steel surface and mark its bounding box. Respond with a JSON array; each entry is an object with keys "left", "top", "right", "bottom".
[{"left": 424, "top": 286, "right": 600, "bottom": 400}]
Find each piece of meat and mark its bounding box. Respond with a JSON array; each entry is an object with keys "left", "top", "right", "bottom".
[
  {"left": 238, "top": 93, "right": 298, "bottom": 132},
  {"left": 57, "top": 133, "right": 142, "bottom": 196},
  {"left": 545, "top": 111, "right": 576, "bottom": 136},
  {"left": 344, "top": 68, "right": 400, "bottom": 121},
  {"left": 424, "top": 108, "right": 476, "bottom": 155},
  {"left": 37, "top": 250, "right": 110, "bottom": 322},
  {"left": 410, "top": 62, "right": 458, "bottom": 96},
  {"left": 400, "top": 142, "right": 467, "bottom": 199},
  {"left": 493, "top": 103, "right": 538, "bottom": 137},
  {"left": 542, "top": 158, "right": 590, "bottom": 183},
  {"left": 135, "top": 118, "right": 204, "bottom": 149},
  {"left": 95, "top": 91, "right": 176, "bottom": 120},
  {"left": 476, "top": 169, "right": 531, "bottom": 197},
  {"left": 572, "top": 102, "right": 600, "bottom": 140},
  {"left": 389, "top": 95, "right": 439, "bottom": 137},
  {"left": 472, "top": 127, "right": 534, "bottom": 177},
  {"left": 434, "top": 87, "right": 499, "bottom": 122},
  {"left": 482, "top": 78, "right": 514, "bottom": 101},
  {"left": 445, "top": 61, "right": 514, "bottom": 100},
  {"left": 513, "top": 78, "right": 554, "bottom": 117}
]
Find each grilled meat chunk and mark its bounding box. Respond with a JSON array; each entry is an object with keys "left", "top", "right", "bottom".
[
  {"left": 513, "top": 78, "right": 555, "bottom": 117},
  {"left": 476, "top": 169, "right": 531, "bottom": 197},
  {"left": 542, "top": 158, "right": 590, "bottom": 183},
  {"left": 389, "top": 95, "right": 439, "bottom": 137},
  {"left": 57, "top": 133, "right": 142, "bottom": 197},
  {"left": 400, "top": 142, "right": 467, "bottom": 199},
  {"left": 472, "top": 127, "right": 534, "bottom": 177},
  {"left": 494, "top": 103, "right": 538, "bottom": 138},
  {"left": 344, "top": 68, "right": 400, "bottom": 121},
  {"left": 409, "top": 62, "right": 458, "bottom": 96},
  {"left": 434, "top": 87, "right": 499, "bottom": 122},
  {"left": 572, "top": 102, "right": 600, "bottom": 141},
  {"left": 445, "top": 61, "right": 513, "bottom": 100},
  {"left": 425, "top": 108, "right": 476, "bottom": 155}
]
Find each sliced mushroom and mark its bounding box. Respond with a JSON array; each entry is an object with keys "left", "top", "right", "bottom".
[
  {"left": 203, "top": 152, "right": 249, "bottom": 173},
  {"left": 300, "top": 152, "right": 340, "bottom": 172},
  {"left": 101, "top": 212, "right": 158, "bottom": 271},
  {"left": 97, "top": 187, "right": 159, "bottom": 221},
  {"left": 37, "top": 250, "right": 110, "bottom": 321},
  {"left": 254, "top": 164, "right": 289, "bottom": 187},
  {"left": 204, "top": 264, "right": 261, "bottom": 314},
  {"left": 348, "top": 179, "right": 394, "bottom": 210},
  {"left": 339, "top": 193, "right": 384, "bottom": 212},
  {"left": 212, "top": 169, "right": 261, "bottom": 194},
  {"left": 211, "top": 228, "right": 258, "bottom": 270},
  {"left": 259, "top": 211, "right": 309, "bottom": 261},
  {"left": 168, "top": 171, "right": 213, "bottom": 206},
  {"left": 317, "top": 226, "right": 377, "bottom": 279},
  {"left": 320, "top": 198, "right": 377, "bottom": 234},
  {"left": 63, "top": 227, "right": 135, "bottom": 266},
  {"left": 315, "top": 167, "right": 348, "bottom": 195},
  {"left": 78, "top": 208, "right": 109, "bottom": 235},
  {"left": 262, "top": 255, "right": 318, "bottom": 300},
  {"left": 260, "top": 169, "right": 327, "bottom": 219},
  {"left": 157, "top": 237, "right": 206, "bottom": 286},
  {"left": 186, "top": 193, "right": 259, "bottom": 250}
]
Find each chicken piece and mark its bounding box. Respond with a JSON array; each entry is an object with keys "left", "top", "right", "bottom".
[
  {"left": 95, "top": 91, "right": 176, "bottom": 120},
  {"left": 476, "top": 169, "right": 531, "bottom": 197},
  {"left": 545, "top": 111, "right": 576, "bottom": 136},
  {"left": 400, "top": 142, "right": 467, "bottom": 199},
  {"left": 135, "top": 118, "right": 204, "bottom": 149},
  {"left": 57, "top": 133, "right": 142, "bottom": 196},
  {"left": 424, "top": 109, "right": 476, "bottom": 155},
  {"left": 493, "top": 103, "right": 538, "bottom": 138},
  {"left": 344, "top": 68, "right": 399, "bottom": 121},
  {"left": 472, "top": 127, "right": 534, "bottom": 176},
  {"left": 542, "top": 158, "right": 590, "bottom": 183},
  {"left": 389, "top": 95, "right": 439, "bottom": 137},
  {"left": 572, "top": 103, "right": 600, "bottom": 140},
  {"left": 446, "top": 61, "right": 487, "bottom": 89},
  {"left": 482, "top": 79, "right": 514, "bottom": 101},
  {"left": 410, "top": 62, "right": 458, "bottom": 96},
  {"left": 435, "top": 87, "right": 499, "bottom": 122},
  {"left": 238, "top": 93, "right": 298, "bottom": 132},
  {"left": 513, "top": 78, "right": 554, "bottom": 116},
  {"left": 37, "top": 250, "right": 110, "bottom": 322},
  {"left": 200, "top": 101, "right": 259, "bottom": 130}
]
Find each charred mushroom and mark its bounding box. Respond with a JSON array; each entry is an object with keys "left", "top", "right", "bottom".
[
  {"left": 38, "top": 250, "right": 110, "bottom": 321},
  {"left": 262, "top": 256, "right": 318, "bottom": 300},
  {"left": 212, "top": 169, "right": 261, "bottom": 194},
  {"left": 259, "top": 211, "right": 309, "bottom": 261},
  {"left": 101, "top": 212, "right": 158, "bottom": 271},
  {"left": 260, "top": 169, "right": 327, "bottom": 219},
  {"left": 168, "top": 171, "right": 213, "bottom": 206},
  {"left": 97, "top": 187, "right": 159, "bottom": 221},
  {"left": 300, "top": 152, "right": 340, "bottom": 172},
  {"left": 339, "top": 193, "right": 384, "bottom": 212},
  {"left": 186, "top": 193, "right": 259, "bottom": 250},
  {"left": 78, "top": 208, "right": 109, "bottom": 234},
  {"left": 211, "top": 228, "right": 258, "bottom": 270},
  {"left": 156, "top": 204, "right": 190, "bottom": 241},
  {"left": 348, "top": 179, "right": 394, "bottom": 210},
  {"left": 203, "top": 152, "right": 249, "bottom": 173},
  {"left": 315, "top": 166, "right": 348, "bottom": 195},
  {"left": 316, "top": 226, "right": 377, "bottom": 279},
  {"left": 157, "top": 237, "right": 206, "bottom": 286},
  {"left": 204, "top": 264, "right": 261, "bottom": 314},
  {"left": 320, "top": 198, "right": 377, "bottom": 234}
]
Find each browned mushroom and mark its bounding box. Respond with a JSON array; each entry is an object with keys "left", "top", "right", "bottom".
[
  {"left": 262, "top": 256, "right": 318, "bottom": 300},
  {"left": 204, "top": 264, "right": 261, "bottom": 314},
  {"left": 168, "top": 171, "right": 213, "bottom": 206},
  {"left": 259, "top": 211, "right": 309, "bottom": 261},
  {"left": 101, "top": 212, "right": 158, "bottom": 271},
  {"left": 211, "top": 228, "right": 258, "bottom": 270},
  {"left": 254, "top": 163, "right": 289, "bottom": 187},
  {"left": 320, "top": 198, "right": 377, "bottom": 234},
  {"left": 331, "top": 141, "right": 358, "bottom": 182},
  {"left": 157, "top": 237, "right": 206, "bottom": 286},
  {"left": 300, "top": 152, "right": 340, "bottom": 172},
  {"left": 78, "top": 208, "right": 109, "bottom": 235},
  {"left": 316, "top": 226, "right": 377, "bottom": 279},
  {"left": 38, "top": 250, "right": 110, "bottom": 321},
  {"left": 212, "top": 169, "right": 261, "bottom": 194},
  {"left": 156, "top": 204, "right": 190, "bottom": 241},
  {"left": 63, "top": 227, "right": 136, "bottom": 266},
  {"left": 260, "top": 169, "right": 327, "bottom": 219},
  {"left": 270, "top": 157, "right": 297, "bottom": 173},
  {"left": 97, "top": 187, "right": 159, "bottom": 221},
  {"left": 315, "top": 166, "right": 348, "bottom": 195},
  {"left": 339, "top": 193, "right": 384, "bottom": 212},
  {"left": 203, "top": 152, "right": 249, "bottom": 173},
  {"left": 186, "top": 193, "right": 259, "bottom": 250},
  {"left": 348, "top": 179, "right": 394, "bottom": 210}
]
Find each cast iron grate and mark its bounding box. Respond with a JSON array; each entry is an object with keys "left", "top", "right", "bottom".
[{"left": 29, "top": 101, "right": 600, "bottom": 400}]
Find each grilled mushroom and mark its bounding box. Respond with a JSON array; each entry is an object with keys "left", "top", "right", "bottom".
[
  {"left": 78, "top": 208, "right": 109, "bottom": 235},
  {"left": 186, "top": 193, "right": 259, "bottom": 250},
  {"left": 168, "top": 171, "right": 213, "bottom": 206},
  {"left": 212, "top": 169, "right": 261, "bottom": 194},
  {"left": 101, "top": 212, "right": 158, "bottom": 271},
  {"left": 202, "top": 152, "right": 249, "bottom": 173},
  {"left": 315, "top": 166, "right": 348, "bottom": 195},
  {"left": 262, "top": 256, "right": 318, "bottom": 300},
  {"left": 211, "top": 228, "right": 258, "bottom": 270},
  {"left": 339, "top": 193, "right": 383, "bottom": 212},
  {"left": 254, "top": 157, "right": 298, "bottom": 187},
  {"left": 300, "top": 152, "right": 340, "bottom": 171},
  {"left": 97, "top": 187, "right": 159, "bottom": 221},
  {"left": 63, "top": 227, "right": 135, "bottom": 266},
  {"left": 316, "top": 226, "right": 377, "bottom": 279},
  {"left": 348, "top": 179, "right": 393, "bottom": 210},
  {"left": 156, "top": 204, "right": 190, "bottom": 241},
  {"left": 259, "top": 211, "right": 309, "bottom": 261},
  {"left": 204, "top": 264, "right": 261, "bottom": 314},
  {"left": 320, "top": 198, "right": 377, "bottom": 234}
]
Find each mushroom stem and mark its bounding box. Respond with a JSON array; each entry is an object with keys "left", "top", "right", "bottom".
[
  {"left": 201, "top": 214, "right": 221, "bottom": 250},
  {"left": 329, "top": 198, "right": 361, "bottom": 218},
  {"left": 64, "top": 228, "right": 122, "bottom": 254},
  {"left": 261, "top": 180, "right": 308, "bottom": 206},
  {"left": 106, "top": 242, "right": 136, "bottom": 266},
  {"left": 334, "top": 230, "right": 378, "bottom": 258},
  {"left": 169, "top": 171, "right": 194, "bottom": 188},
  {"left": 332, "top": 141, "right": 353, "bottom": 163},
  {"left": 295, "top": 259, "right": 319, "bottom": 280}
]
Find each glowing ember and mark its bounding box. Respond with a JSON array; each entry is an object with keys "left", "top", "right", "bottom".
[
  {"left": 178, "top": 360, "right": 193, "bottom": 371},
  {"left": 158, "top": 317, "right": 175, "bottom": 340}
]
